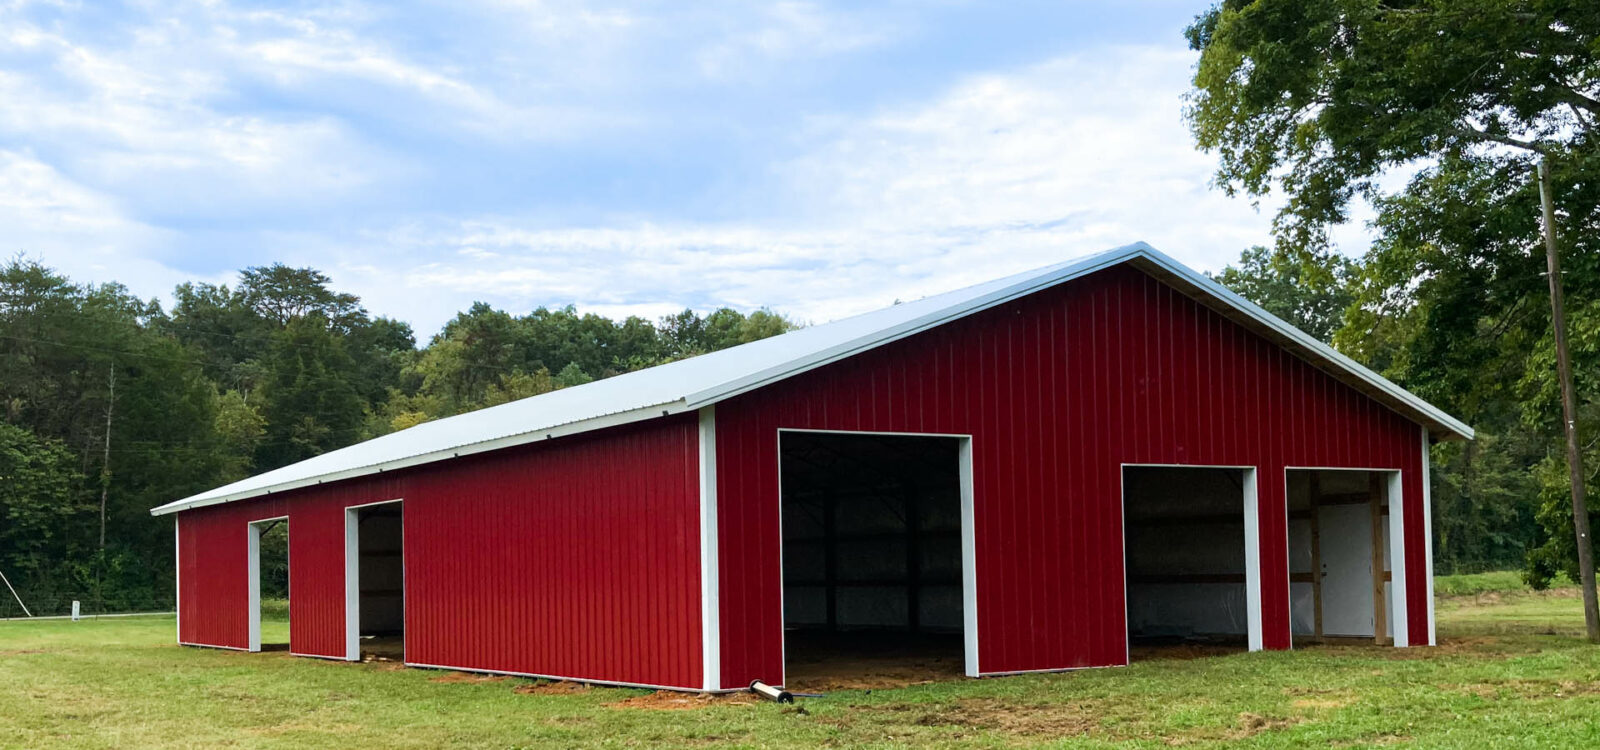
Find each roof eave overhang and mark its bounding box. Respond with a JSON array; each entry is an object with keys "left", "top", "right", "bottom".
[
  {"left": 149, "top": 399, "right": 691, "bottom": 516},
  {"left": 684, "top": 243, "right": 1473, "bottom": 443},
  {"left": 153, "top": 242, "right": 1472, "bottom": 518}
]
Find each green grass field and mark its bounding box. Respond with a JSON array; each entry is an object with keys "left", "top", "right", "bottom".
[{"left": 3, "top": 575, "right": 1598, "bottom": 749}]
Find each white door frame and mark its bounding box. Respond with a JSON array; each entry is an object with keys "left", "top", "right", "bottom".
[
  {"left": 774, "top": 428, "right": 978, "bottom": 684},
  {"left": 344, "top": 498, "right": 405, "bottom": 662},
  {"left": 246, "top": 515, "right": 289, "bottom": 653},
  {"left": 1284, "top": 467, "right": 1407, "bottom": 647},
  {"left": 1120, "top": 464, "right": 1263, "bottom": 657}
]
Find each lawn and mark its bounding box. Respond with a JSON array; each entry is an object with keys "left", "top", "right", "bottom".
[{"left": 2, "top": 576, "right": 1598, "bottom": 749}]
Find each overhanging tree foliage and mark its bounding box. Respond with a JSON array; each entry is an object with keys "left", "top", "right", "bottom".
[{"left": 1187, "top": 1, "right": 1599, "bottom": 628}]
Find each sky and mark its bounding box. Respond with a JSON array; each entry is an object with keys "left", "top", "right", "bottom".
[{"left": 0, "top": 0, "right": 1372, "bottom": 339}]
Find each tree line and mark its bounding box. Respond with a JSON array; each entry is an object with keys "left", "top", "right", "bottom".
[
  {"left": 0, "top": 261, "right": 794, "bottom": 614},
  {"left": 1191, "top": 0, "right": 1598, "bottom": 588},
  {"left": 3, "top": 0, "right": 1594, "bottom": 617}
]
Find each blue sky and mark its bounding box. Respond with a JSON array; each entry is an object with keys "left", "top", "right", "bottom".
[{"left": 0, "top": 1, "right": 1368, "bottom": 338}]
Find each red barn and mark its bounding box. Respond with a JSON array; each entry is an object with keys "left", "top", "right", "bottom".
[{"left": 152, "top": 243, "right": 1472, "bottom": 691}]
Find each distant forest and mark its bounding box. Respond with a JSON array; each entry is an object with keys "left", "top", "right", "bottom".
[
  {"left": 1, "top": 238, "right": 1594, "bottom": 615},
  {"left": 0, "top": 259, "right": 794, "bottom": 614}
]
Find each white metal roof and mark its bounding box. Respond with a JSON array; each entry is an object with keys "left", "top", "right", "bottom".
[{"left": 151, "top": 242, "right": 1472, "bottom": 516}]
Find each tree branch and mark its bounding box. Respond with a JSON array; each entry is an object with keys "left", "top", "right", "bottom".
[
  {"left": 1561, "top": 88, "right": 1600, "bottom": 118},
  {"left": 1449, "top": 126, "right": 1552, "bottom": 155}
]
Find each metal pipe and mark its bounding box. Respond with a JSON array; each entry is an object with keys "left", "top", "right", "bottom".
[{"left": 749, "top": 680, "right": 794, "bottom": 703}]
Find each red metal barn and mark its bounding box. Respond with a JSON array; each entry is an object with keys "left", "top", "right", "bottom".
[{"left": 153, "top": 243, "right": 1472, "bottom": 691}]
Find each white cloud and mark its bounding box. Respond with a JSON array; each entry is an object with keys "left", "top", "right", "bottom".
[
  {"left": 0, "top": 15, "right": 396, "bottom": 212},
  {"left": 1, "top": 3, "right": 1370, "bottom": 339},
  {"left": 693, "top": 1, "right": 891, "bottom": 80},
  {"left": 0, "top": 150, "right": 207, "bottom": 296},
  {"left": 300, "top": 46, "right": 1316, "bottom": 336}
]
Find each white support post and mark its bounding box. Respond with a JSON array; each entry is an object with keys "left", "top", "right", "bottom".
[
  {"left": 1387, "top": 471, "right": 1409, "bottom": 647},
  {"left": 1243, "top": 468, "right": 1263, "bottom": 652},
  {"left": 959, "top": 438, "right": 979, "bottom": 676},
  {"left": 174, "top": 516, "right": 181, "bottom": 642},
  {"left": 345, "top": 507, "right": 361, "bottom": 661},
  {"left": 247, "top": 522, "right": 262, "bottom": 652},
  {"left": 1421, "top": 426, "right": 1436, "bottom": 645},
  {"left": 698, "top": 406, "right": 721, "bottom": 691}
]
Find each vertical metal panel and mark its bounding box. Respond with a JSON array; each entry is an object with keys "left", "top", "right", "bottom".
[
  {"left": 175, "top": 414, "right": 704, "bottom": 689},
  {"left": 716, "top": 264, "right": 1433, "bottom": 685},
  {"left": 176, "top": 497, "right": 285, "bottom": 649},
  {"left": 287, "top": 499, "right": 346, "bottom": 657}
]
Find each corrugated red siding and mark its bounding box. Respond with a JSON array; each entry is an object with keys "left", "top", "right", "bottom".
[
  {"left": 177, "top": 498, "right": 285, "bottom": 649},
  {"left": 715, "top": 264, "right": 1430, "bottom": 685},
  {"left": 176, "top": 415, "right": 704, "bottom": 688}
]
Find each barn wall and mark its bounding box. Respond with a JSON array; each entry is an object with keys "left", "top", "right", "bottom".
[
  {"left": 175, "top": 415, "right": 704, "bottom": 688},
  {"left": 177, "top": 498, "right": 285, "bottom": 649},
  {"left": 715, "top": 264, "right": 1429, "bottom": 685}
]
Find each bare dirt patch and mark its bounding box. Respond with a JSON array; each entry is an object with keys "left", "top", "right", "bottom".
[
  {"left": 0, "top": 649, "right": 43, "bottom": 656},
  {"left": 886, "top": 697, "right": 1100, "bottom": 738},
  {"left": 1454, "top": 679, "right": 1600, "bottom": 700},
  {"left": 1283, "top": 685, "right": 1358, "bottom": 710},
  {"left": 784, "top": 631, "right": 966, "bottom": 692},
  {"left": 428, "top": 672, "right": 509, "bottom": 684},
  {"left": 1129, "top": 643, "right": 1245, "bottom": 662},
  {"left": 605, "top": 690, "right": 762, "bottom": 710},
  {"left": 513, "top": 680, "right": 591, "bottom": 696},
  {"left": 1330, "top": 734, "right": 1412, "bottom": 747},
  {"left": 1226, "top": 712, "right": 1301, "bottom": 739}
]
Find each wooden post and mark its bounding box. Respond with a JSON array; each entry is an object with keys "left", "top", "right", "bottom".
[
  {"left": 1370, "top": 475, "right": 1388, "bottom": 646},
  {"left": 1538, "top": 159, "right": 1600, "bottom": 643},
  {"left": 1309, "top": 473, "right": 1324, "bottom": 640}
]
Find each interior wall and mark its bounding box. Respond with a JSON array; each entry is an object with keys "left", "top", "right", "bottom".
[
  {"left": 780, "top": 433, "right": 962, "bottom": 633},
  {"left": 358, "top": 506, "right": 404, "bottom": 635},
  {"left": 1123, "top": 467, "right": 1247, "bottom": 639},
  {"left": 1287, "top": 470, "right": 1392, "bottom": 639}
]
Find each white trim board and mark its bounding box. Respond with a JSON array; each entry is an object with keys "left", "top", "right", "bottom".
[
  {"left": 179, "top": 641, "right": 250, "bottom": 652},
  {"left": 1421, "top": 426, "right": 1437, "bottom": 646},
  {"left": 174, "top": 516, "right": 181, "bottom": 644},
  {"left": 152, "top": 242, "right": 1471, "bottom": 519},
  {"left": 403, "top": 662, "right": 707, "bottom": 693},
  {"left": 697, "top": 407, "right": 721, "bottom": 691}
]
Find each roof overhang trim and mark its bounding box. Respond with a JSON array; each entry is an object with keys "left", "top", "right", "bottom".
[{"left": 151, "top": 242, "right": 1471, "bottom": 518}]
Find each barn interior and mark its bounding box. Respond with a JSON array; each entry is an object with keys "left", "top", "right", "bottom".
[
  {"left": 354, "top": 502, "right": 405, "bottom": 661},
  {"left": 252, "top": 519, "right": 290, "bottom": 652},
  {"left": 1287, "top": 469, "right": 1393, "bottom": 644},
  {"left": 779, "top": 431, "right": 966, "bottom": 690},
  {"left": 1122, "top": 466, "right": 1249, "bottom": 659}
]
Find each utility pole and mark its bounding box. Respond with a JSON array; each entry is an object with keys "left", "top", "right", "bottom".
[
  {"left": 99, "top": 364, "right": 115, "bottom": 552},
  {"left": 1538, "top": 159, "right": 1599, "bottom": 643}
]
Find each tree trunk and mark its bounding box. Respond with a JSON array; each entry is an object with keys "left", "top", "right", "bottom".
[
  {"left": 1538, "top": 159, "right": 1599, "bottom": 643},
  {"left": 100, "top": 365, "right": 115, "bottom": 552}
]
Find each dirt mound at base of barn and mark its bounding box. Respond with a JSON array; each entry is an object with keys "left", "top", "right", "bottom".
[{"left": 606, "top": 690, "right": 762, "bottom": 710}]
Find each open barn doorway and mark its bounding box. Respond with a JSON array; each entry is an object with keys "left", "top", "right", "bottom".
[
  {"left": 1287, "top": 470, "right": 1401, "bottom": 645},
  {"left": 1122, "top": 466, "right": 1256, "bottom": 660},
  {"left": 778, "top": 431, "right": 973, "bottom": 690},
  {"left": 247, "top": 517, "right": 289, "bottom": 652},
  {"left": 345, "top": 500, "right": 405, "bottom": 663}
]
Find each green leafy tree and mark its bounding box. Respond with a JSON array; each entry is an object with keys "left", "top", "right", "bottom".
[
  {"left": 1214, "top": 245, "right": 1356, "bottom": 342},
  {"left": 0, "top": 422, "right": 85, "bottom": 608},
  {"left": 257, "top": 314, "right": 364, "bottom": 469},
  {"left": 1187, "top": 0, "right": 1600, "bottom": 581}
]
